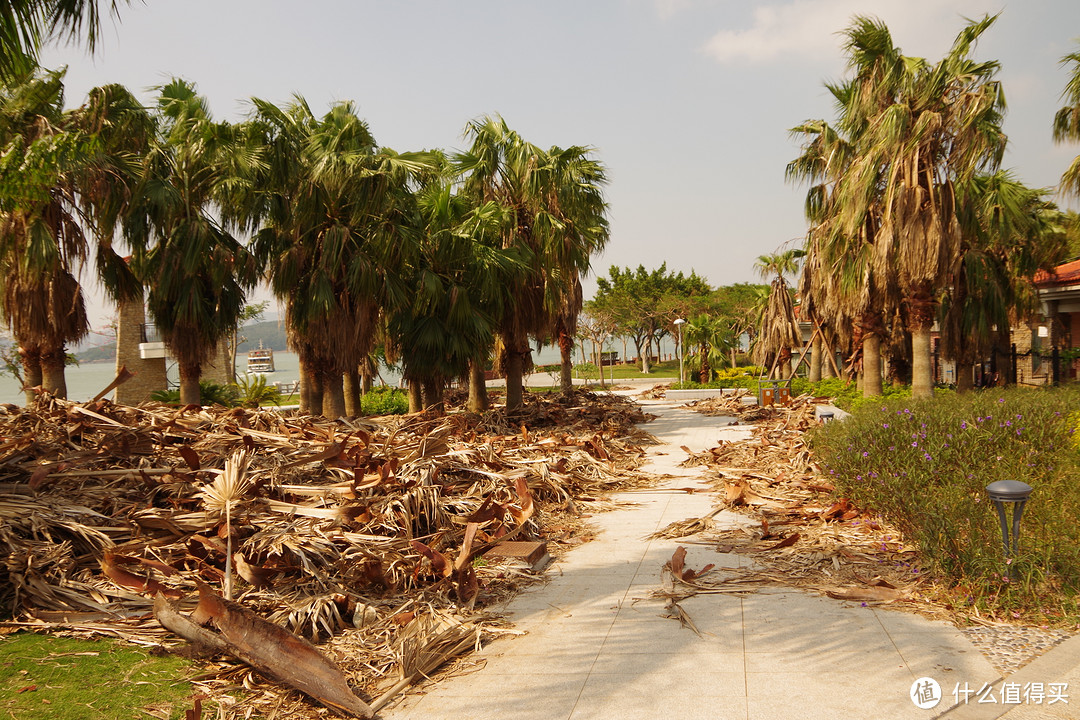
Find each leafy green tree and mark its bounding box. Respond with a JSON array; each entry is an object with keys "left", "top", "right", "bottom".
[
  {"left": 591, "top": 263, "right": 710, "bottom": 373},
  {"left": 709, "top": 282, "right": 767, "bottom": 367}
]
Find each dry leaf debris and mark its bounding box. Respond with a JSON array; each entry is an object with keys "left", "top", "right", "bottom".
[
  {"left": 653, "top": 395, "right": 942, "bottom": 616},
  {"left": 0, "top": 389, "right": 655, "bottom": 717}
]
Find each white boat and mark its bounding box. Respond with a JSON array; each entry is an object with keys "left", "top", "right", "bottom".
[{"left": 246, "top": 342, "right": 276, "bottom": 374}]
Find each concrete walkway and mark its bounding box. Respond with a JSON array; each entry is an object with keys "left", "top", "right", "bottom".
[{"left": 383, "top": 398, "right": 1074, "bottom": 720}]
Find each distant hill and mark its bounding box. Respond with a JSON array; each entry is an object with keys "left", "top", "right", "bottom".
[
  {"left": 75, "top": 343, "right": 116, "bottom": 364},
  {"left": 71, "top": 319, "right": 289, "bottom": 364},
  {"left": 237, "top": 320, "right": 288, "bottom": 352}
]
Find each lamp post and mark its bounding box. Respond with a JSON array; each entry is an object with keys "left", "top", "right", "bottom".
[
  {"left": 985, "top": 480, "right": 1033, "bottom": 578},
  {"left": 674, "top": 318, "right": 686, "bottom": 386}
]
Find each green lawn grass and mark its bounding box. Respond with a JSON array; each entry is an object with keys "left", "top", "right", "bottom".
[{"left": 0, "top": 632, "right": 196, "bottom": 720}]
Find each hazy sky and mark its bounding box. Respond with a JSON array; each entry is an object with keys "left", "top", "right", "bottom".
[{"left": 37, "top": 0, "right": 1080, "bottom": 330}]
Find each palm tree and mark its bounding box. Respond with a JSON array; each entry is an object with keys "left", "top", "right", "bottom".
[
  {"left": 124, "top": 79, "right": 258, "bottom": 406},
  {"left": 0, "top": 68, "right": 84, "bottom": 400},
  {"left": 1055, "top": 44, "right": 1080, "bottom": 199},
  {"left": 841, "top": 15, "right": 1006, "bottom": 399},
  {"left": 940, "top": 173, "right": 1066, "bottom": 391},
  {"left": 788, "top": 31, "right": 906, "bottom": 397},
  {"left": 455, "top": 115, "right": 609, "bottom": 412},
  {"left": 247, "top": 97, "right": 423, "bottom": 418},
  {"left": 752, "top": 250, "right": 803, "bottom": 378},
  {"left": 390, "top": 159, "right": 522, "bottom": 414},
  {"left": 0, "top": 0, "right": 127, "bottom": 80},
  {"left": 684, "top": 314, "right": 735, "bottom": 383},
  {"left": 540, "top": 144, "right": 610, "bottom": 395},
  {"left": 0, "top": 68, "right": 149, "bottom": 403}
]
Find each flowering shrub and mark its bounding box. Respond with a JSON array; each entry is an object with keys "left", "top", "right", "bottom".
[{"left": 810, "top": 385, "right": 1080, "bottom": 620}]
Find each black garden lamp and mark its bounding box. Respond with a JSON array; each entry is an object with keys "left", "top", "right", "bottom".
[{"left": 985, "top": 480, "right": 1033, "bottom": 572}]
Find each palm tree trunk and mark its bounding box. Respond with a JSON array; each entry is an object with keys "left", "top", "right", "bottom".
[
  {"left": 306, "top": 371, "right": 324, "bottom": 416},
  {"left": 505, "top": 339, "right": 526, "bottom": 412},
  {"left": 641, "top": 337, "right": 652, "bottom": 374},
  {"left": 467, "top": 359, "right": 488, "bottom": 413},
  {"left": 20, "top": 346, "right": 41, "bottom": 405},
  {"left": 360, "top": 356, "right": 373, "bottom": 395},
  {"left": 40, "top": 347, "right": 67, "bottom": 398},
  {"left": 911, "top": 325, "right": 933, "bottom": 399},
  {"left": 179, "top": 361, "right": 202, "bottom": 406},
  {"left": 862, "top": 335, "right": 882, "bottom": 397},
  {"left": 822, "top": 332, "right": 837, "bottom": 378},
  {"left": 298, "top": 358, "right": 311, "bottom": 413},
  {"left": 344, "top": 368, "right": 360, "bottom": 416},
  {"left": 809, "top": 335, "right": 822, "bottom": 382},
  {"left": 956, "top": 361, "right": 974, "bottom": 393},
  {"left": 422, "top": 378, "right": 444, "bottom": 415},
  {"left": 407, "top": 380, "right": 422, "bottom": 413},
  {"left": 322, "top": 372, "right": 346, "bottom": 419},
  {"left": 559, "top": 331, "right": 574, "bottom": 394},
  {"left": 699, "top": 343, "right": 710, "bottom": 384}
]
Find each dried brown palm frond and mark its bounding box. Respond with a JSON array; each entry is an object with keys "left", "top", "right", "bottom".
[
  {"left": 198, "top": 451, "right": 252, "bottom": 599},
  {"left": 370, "top": 610, "right": 481, "bottom": 712},
  {"left": 751, "top": 276, "right": 801, "bottom": 373}
]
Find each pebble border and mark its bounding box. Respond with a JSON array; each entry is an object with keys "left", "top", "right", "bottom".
[{"left": 961, "top": 626, "right": 1074, "bottom": 676}]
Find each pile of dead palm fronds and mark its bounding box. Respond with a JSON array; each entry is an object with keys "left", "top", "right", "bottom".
[
  {"left": 682, "top": 391, "right": 781, "bottom": 422},
  {"left": 651, "top": 395, "right": 951, "bottom": 618},
  {"left": 0, "top": 387, "right": 656, "bottom": 717}
]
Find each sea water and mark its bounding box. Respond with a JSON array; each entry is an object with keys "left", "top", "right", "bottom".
[{"left": 0, "top": 338, "right": 679, "bottom": 405}]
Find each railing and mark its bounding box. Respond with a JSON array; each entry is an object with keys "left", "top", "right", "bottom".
[{"left": 140, "top": 323, "right": 161, "bottom": 343}]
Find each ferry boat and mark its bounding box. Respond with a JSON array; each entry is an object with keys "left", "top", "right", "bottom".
[{"left": 246, "top": 342, "right": 276, "bottom": 374}]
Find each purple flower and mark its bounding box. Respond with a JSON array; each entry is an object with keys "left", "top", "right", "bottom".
[
  {"left": 883, "top": 423, "right": 889, "bottom": 429},
  {"left": 912, "top": 441, "right": 918, "bottom": 447},
  {"left": 924, "top": 453, "right": 932, "bottom": 461},
  {"left": 961, "top": 422, "right": 968, "bottom": 429},
  {"left": 862, "top": 451, "right": 869, "bottom": 457},
  {"left": 998, "top": 398, "right": 1006, "bottom": 403}
]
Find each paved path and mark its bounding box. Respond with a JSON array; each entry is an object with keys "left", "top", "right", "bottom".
[{"left": 383, "top": 399, "right": 1075, "bottom": 720}]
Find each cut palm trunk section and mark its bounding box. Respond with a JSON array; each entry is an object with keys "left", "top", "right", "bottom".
[{"left": 154, "top": 583, "right": 374, "bottom": 718}]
